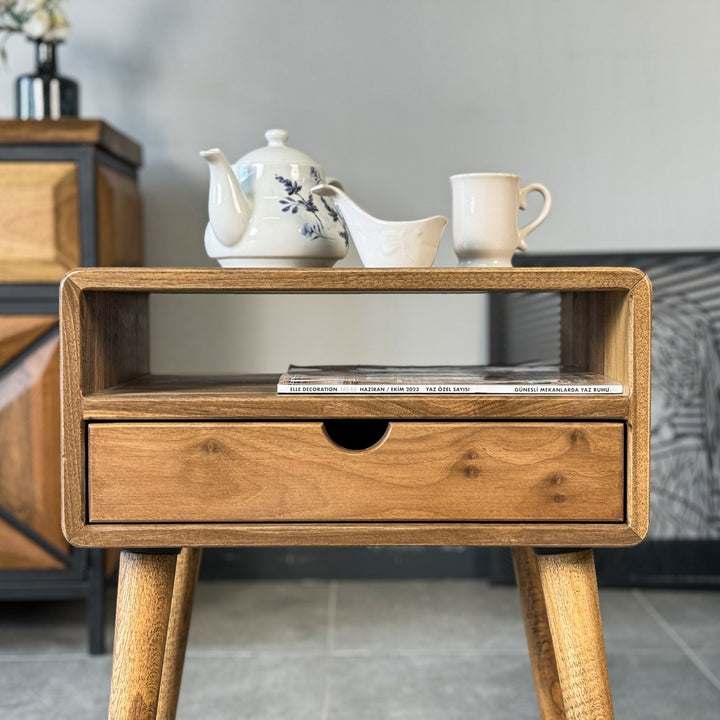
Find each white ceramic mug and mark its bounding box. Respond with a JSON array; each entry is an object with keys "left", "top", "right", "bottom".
[{"left": 451, "top": 173, "right": 551, "bottom": 267}]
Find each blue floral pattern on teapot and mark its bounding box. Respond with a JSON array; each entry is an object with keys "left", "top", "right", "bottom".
[{"left": 275, "top": 167, "right": 349, "bottom": 245}]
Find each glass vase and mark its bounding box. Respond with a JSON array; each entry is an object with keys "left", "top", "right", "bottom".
[{"left": 15, "top": 40, "right": 79, "bottom": 120}]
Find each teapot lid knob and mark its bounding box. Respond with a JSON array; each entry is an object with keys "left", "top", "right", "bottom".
[
  {"left": 237, "top": 128, "right": 318, "bottom": 167},
  {"left": 265, "top": 129, "right": 289, "bottom": 146}
]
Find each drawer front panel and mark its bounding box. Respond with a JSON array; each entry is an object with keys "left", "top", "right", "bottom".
[{"left": 87, "top": 422, "right": 625, "bottom": 523}]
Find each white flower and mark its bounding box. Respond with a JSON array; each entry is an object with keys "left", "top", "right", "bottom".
[
  {"left": 21, "top": 9, "right": 52, "bottom": 39},
  {"left": 20, "top": 0, "right": 49, "bottom": 12},
  {"left": 44, "top": 10, "right": 69, "bottom": 41}
]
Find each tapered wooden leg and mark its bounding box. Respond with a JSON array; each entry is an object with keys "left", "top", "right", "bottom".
[
  {"left": 536, "top": 549, "right": 614, "bottom": 720},
  {"left": 156, "top": 548, "right": 203, "bottom": 720},
  {"left": 109, "top": 551, "right": 178, "bottom": 720},
  {"left": 512, "top": 547, "right": 566, "bottom": 719}
]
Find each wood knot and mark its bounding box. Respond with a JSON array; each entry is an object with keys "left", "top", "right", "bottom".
[
  {"left": 466, "top": 449, "right": 479, "bottom": 460},
  {"left": 465, "top": 465, "right": 480, "bottom": 479},
  {"left": 202, "top": 439, "right": 220, "bottom": 454},
  {"left": 550, "top": 474, "right": 564, "bottom": 485},
  {"left": 553, "top": 493, "right": 566, "bottom": 503}
]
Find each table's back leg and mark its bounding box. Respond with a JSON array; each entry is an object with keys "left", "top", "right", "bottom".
[
  {"left": 513, "top": 547, "right": 567, "bottom": 720},
  {"left": 157, "top": 548, "right": 203, "bottom": 720},
  {"left": 536, "top": 549, "right": 614, "bottom": 720},
  {"left": 87, "top": 548, "right": 107, "bottom": 654},
  {"left": 109, "top": 550, "right": 178, "bottom": 720}
]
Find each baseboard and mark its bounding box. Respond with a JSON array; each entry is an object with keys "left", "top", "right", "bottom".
[{"left": 199, "top": 547, "right": 490, "bottom": 581}]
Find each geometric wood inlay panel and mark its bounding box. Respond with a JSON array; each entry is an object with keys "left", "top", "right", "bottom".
[
  {"left": 97, "top": 165, "right": 143, "bottom": 267},
  {"left": 0, "top": 162, "right": 79, "bottom": 283},
  {"left": 0, "top": 327, "right": 69, "bottom": 567},
  {"left": 0, "top": 315, "right": 58, "bottom": 370},
  {"left": 0, "top": 517, "right": 64, "bottom": 569}
]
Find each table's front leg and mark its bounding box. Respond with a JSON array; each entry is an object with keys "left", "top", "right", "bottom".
[
  {"left": 535, "top": 549, "right": 614, "bottom": 720},
  {"left": 109, "top": 550, "right": 179, "bottom": 720}
]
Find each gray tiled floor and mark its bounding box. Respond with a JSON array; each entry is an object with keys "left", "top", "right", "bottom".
[{"left": 1, "top": 580, "right": 719, "bottom": 719}]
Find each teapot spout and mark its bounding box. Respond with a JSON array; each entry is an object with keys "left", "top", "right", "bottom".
[{"left": 200, "top": 148, "right": 251, "bottom": 247}]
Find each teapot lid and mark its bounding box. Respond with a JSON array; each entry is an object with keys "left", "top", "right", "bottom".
[{"left": 237, "top": 129, "right": 318, "bottom": 167}]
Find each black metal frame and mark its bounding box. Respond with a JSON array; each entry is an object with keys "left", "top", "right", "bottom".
[{"left": 0, "top": 142, "right": 138, "bottom": 653}]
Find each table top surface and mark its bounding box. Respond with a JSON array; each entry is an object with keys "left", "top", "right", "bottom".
[{"left": 61, "top": 266, "right": 650, "bottom": 293}]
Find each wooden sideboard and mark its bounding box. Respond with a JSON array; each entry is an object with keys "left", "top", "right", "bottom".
[
  {"left": 0, "top": 119, "right": 142, "bottom": 654},
  {"left": 60, "top": 267, "right": 651, "bottom": 717}
]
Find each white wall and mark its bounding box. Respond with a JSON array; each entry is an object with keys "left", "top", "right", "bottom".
[{"left": 2, "top": 1, "right": 717, "bottom": 371}]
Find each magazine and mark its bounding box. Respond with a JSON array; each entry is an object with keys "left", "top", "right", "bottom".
[{"left": 276, "top": 364, "right": 624, "bottom": 395}]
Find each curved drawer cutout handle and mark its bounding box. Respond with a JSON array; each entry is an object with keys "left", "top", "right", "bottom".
[{"left": 322, "top": 419, "right": 391, "bottom": 451}]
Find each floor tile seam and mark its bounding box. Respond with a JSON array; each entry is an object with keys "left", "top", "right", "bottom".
[
  {"left": 181, "top": 647, "right": 532, "bottom": 660},
  {"left": 632, "top": 588, "right": 720, "bottom": 694},
  {"left": 179, "top": 647, "right": 683, "bottom": 663},
  {"left": 0, "top": 653, "right": 102, "bottom": 662},
  {"left": 318, "top": 581, "right": 338, "bottom": 720},
  {"left": 330, "top": 648, "right": 535, "bottom": 658},
  {"left": 326, "top": 580, "right": 338, "bottom": 653}
]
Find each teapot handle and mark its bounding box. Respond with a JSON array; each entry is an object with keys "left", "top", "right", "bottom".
[{"left": 326, "top": 177, "right": 345, "bottom": 191}]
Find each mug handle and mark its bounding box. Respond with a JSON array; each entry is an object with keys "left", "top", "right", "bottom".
[{"left": 518, "top": 183, "right": 552, "bottom": 250}]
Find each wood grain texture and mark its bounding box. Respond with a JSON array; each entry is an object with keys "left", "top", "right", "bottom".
[
  {"left": 561, "top": 277, "right": 652, "bottom": 544},
  {"left": 561, "top": 291, "right": 605, "bottom": 376},
  {"left": 0, "top": 162, "right": 79, "bottom": 282},
  {"left": 65, "top": 266, "right": 647, "bottom": 293},
  {"left": 626, "top": 274, "right": 652, "bottom": 540},
  {"left": 560, "top": 290, "right": 632, "bottom": 388},
  {"left": 537, "top": 550, "right": 614, "bottom": 720},
  {"left": 0, "top": 328, "right": 69, "bottom": 561},
  {"left": 0, "top": 119, "right": 142, "bottom": 166},
  {"left": 109, "top": 551, "right": 176, "bottom": 720},
  {"left": 0, "top": 260, "right": 85, "bottom": 283},
  {"left": 82, "top": 374, "right": 630, "bottom": 421},
  {"left": 513, "top": 547, "right": 566, "bottom": 720},
  {"left": 97, "top": 166, "right": 143, "bottom": 267},
  {"left": 60, "top": 275, "right": 149, "bottom": 540},
  {"left": 60, "top": 274, "right": 85, "bottom": 542},
  {"left": 156, "top": 548, "right": 202, "bottom": 720},
  {"left": 66, "top": 520, "right": 643, "bottom": 549},
  {"left": 79, "top": 290, "right": 149, "bottom": 395},
  {"left": 0, "top": 518, "right": 64, "bottom": 569},
  {"left": 0, "top": 314, "right": 57, "bottom": 369},
  {"left": 87, "top": 421, "right": 625, "bottom": 523}
]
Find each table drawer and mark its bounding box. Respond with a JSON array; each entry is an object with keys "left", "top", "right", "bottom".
[{"left": 87, "top": 421, "right": 625, "bottom": 523}]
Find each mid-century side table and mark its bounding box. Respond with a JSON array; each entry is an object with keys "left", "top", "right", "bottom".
[{"left": 60, "top": 267, "right": 651, "bottom": 719}]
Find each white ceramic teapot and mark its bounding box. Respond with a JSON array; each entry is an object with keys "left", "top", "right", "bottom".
[{"left": 201, "top": 129, "right": 350, "bottom": 267}]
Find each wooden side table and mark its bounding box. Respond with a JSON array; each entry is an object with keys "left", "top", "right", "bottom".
[
  {"left": 60, "top": 267, "right": 651, "bottom": 719},
  {"left": 0, "top": 120, "right": 142, "bottom": 654}
]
